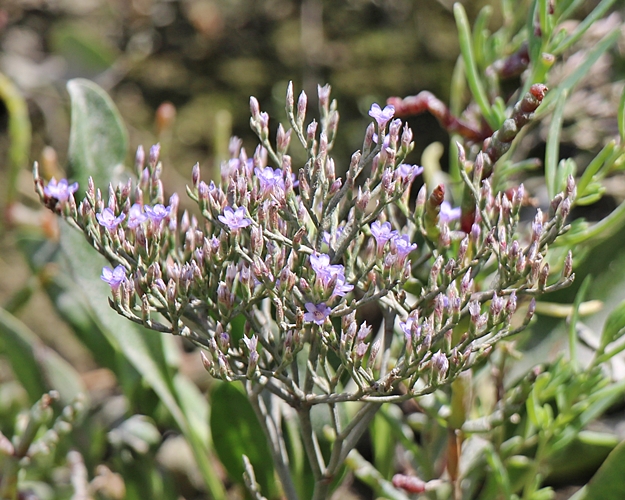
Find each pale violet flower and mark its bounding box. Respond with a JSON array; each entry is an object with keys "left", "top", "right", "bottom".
[
  {"left": 127, "top": 204, "right": 148, "bottom": 229},
  {"left": 370, "top": 221, "right": 398, "bottom": 248},
  {"left": 101, "top": 265, "right": 126, "bottom": 291},
  {"left": 440, "top": 201, "right": 461, "bottom": 223},
  {"left": 304, "top": 302, "right": 331, "bottom": 325},
  {"left": 393, "top": 235, "right": 418, "bottom": 260},
  {"left": 44, "top": 178, "right": 78, "bottom": 202},
  {"left": 368, "top": 103, "right": 395, "bottom": 129},
  {"left": 145, "top": 204, "right": 171, "bottom": 223},
  {"left": 396, "top": 163, "right": 424, "bottom": 182},
  {"left": 310, "top": 253, "right": 344, "bottom": 281},
  {"left": 219, "top": 206, "right": 252, "bottom": 230},
  {"left": 96, "top": 208, "right": 126, "bottom": 230}
]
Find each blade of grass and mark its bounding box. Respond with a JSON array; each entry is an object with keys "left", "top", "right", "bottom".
[
  {"left": 537, "top": 28, "right": 620, "bottom": 118},
  {"left": 453, "top": 3, "right": 499, "bottom": 131},
  {"left": 0, "top": 72, "right": 31, "bottom": 216},
  {"left": 569, "top": 276, "right": 591, "bottom": 372},
  {"left": 552, "top": 0, "right": 619, "bottom": 55},
  {"left": 544, "top": 90, "right": 568, "bottom": 199},
  {"left": 618, "top": 86, "right": 625, "bottom": 145}
]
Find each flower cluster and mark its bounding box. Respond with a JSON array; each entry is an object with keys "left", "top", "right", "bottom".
[
  {"left": 36, "top": 82, "right": 573, "bottom": 398},
  {"left": 36, "top": 84, "right": 574, "bottom": 498}
]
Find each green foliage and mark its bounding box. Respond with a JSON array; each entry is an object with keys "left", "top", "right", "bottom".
[
  {"left": 210, "top": 382, "right": 278, "bottom": 497},
  {"left": 66, "top": 78, "right": 129, "bottom": 194}
]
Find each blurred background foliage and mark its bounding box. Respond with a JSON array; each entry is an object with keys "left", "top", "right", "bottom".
[{"left": 1, "top": 0, "right": 625, "bottom": 499}]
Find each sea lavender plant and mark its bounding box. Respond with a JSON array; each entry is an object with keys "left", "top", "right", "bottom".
[{"left": 34, "top": 78, "right": 575, "bottom": 499}]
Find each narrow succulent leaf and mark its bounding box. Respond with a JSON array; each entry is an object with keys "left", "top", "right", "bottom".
[
  {"left": 618, "top": 86, "right": 625, "bottom": 145},
  {"left": 569, "top": 276, "right": 591, "bottom": 371},
  {"left": 544, "top": 90, "right": 568, "bottom": 199},
  {"left": 453, "top": 3, "right": 499, "bottom": 130},
  {"left": 552, "top": 0, "right": 619, "bottom": 55},
  {"left": 578, "top": 142, "right": 616, "bottom": 197},
  {"left": 537, "top": 28, "right": 620, "bottom": 117}
]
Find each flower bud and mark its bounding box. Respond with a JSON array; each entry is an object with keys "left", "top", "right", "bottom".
[
  {"left": 297, "top": 91, "right": 307, "bottom": 126},
  {"left": 401, "top": 123, "right": 413, "bottom": 150},
  {"left": 286, "top": 81, "right": 294, "bottom": 109},
  {"left": 149, "top": 143, "right": 160, "bottom": 169},
  {"left": 250, "top": 96, "right": 260, "bottom": 120},
  {"left": 306, "top": 120, "right": 318, "bottom": 145},
  {"left": 277, "top": 124, "right": 292, "bottom": 154},
  {"left": 563, "top": 251, "right": 573, "bottom": 278},
  {"left": 200, "top": 351, "right": 213, "bottom": 372},
  {"left": 432, "top": 351, "right": 449, "bottom": 379}
]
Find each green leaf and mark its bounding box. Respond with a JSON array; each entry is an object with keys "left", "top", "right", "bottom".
[
  {"left": 453, "top": 3, "right": 499, "bottom": 131},
  {"left": 58, "top": 222, "right": 226, "bottom": 500},
  {"left": 552, "top": 0, "right": 619, "bottom": 55},
  {"left": 210, "top": 382, "right": 277, "bottom": 497},
  {"left": 61, "top": 79, "right": 225, "bottom": 498},
  {"left": 599, "top": 300, "right": 625, "bottom": 352},
  {"left": 537, "top": 28, "right": 620, "bottom": 118},
  {"left": 371, "top": 409, "right": 395, "bottom": 479},
  {"left": 568, "top": 276, "right": 591, "bottom": 371},
  {"left": 66, "top": 78, "right": 129, "bottom": 193},
  {"left": 0, "top": 307, "right": 85, "bottom": 405},
  {"left": 618, "top": 86, "right": 625, "bottom": 145},
  {"left": 569, "top": 440, "right": 625, "bottom": 500},
  {"left": 544, "top": 91, "right": 568, "bottom": 199},
  {"left": 0, "top": 72, "right": 31, "bottom": 208}
]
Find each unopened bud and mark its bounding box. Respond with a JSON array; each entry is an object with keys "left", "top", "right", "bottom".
[
  {"left": 135, "top": 145, "right": 145, "bottom": 175},
  {"left": 149, "top": 143, "right": 160, "bottom": 168},
  {"left": 297, "top": 91, "right": 307, "bottom": 125},
  {"left": 286, "top": 81, "right": 294, "bottom": 109},
  {"left": 277, "top": 124, "right": 292, "bottom": 154},
  {"left": 563, "top": 251, "right": 573, "bottom": 278},
  {"left": 307, "top": 120, "right": 318, "bottom": 145},
  {"left": 474, "top": 152, "right": 484, "bottom": 183},
  {"left": 506, "top": 291, "right": 517, "bottom": 317},
  {"left": 401, "top": 123, "right": 413, "bottom": 150},
  {"left": 432, "top": 351, "right": 449, "bottom": 378},
  {"left": 200, "top": 351, "right": 213, "bottom": 372},
  {"left": 250, "top": 96, "right": 260, "bottom": 119},
  {"left": 526, "top": 298, "right": 536, "bottom": 322},
  {"left": 356, "top": 186, "right": 370, "bottom": 214}
]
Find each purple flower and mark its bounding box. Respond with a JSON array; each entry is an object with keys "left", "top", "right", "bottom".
[
  {"left": 304, "top": 302, "right": 331, "bottom": 325},
  {"left": 396, "top": 164, "right": 424, "bottom": 182},
  {"left": 440, "top": 201, "right": 461, "bottom": 223},
  {"left": 101, "top": 265, "right": 126, "bottom": 291},
  {"left": 44, "top": 178, "right": 78, "bottom": 202},
  {"left": 96, "top": 208, "right": 126, "bottom": 230},
  {"left": 331, "top": 275, "right": 354, "bottom": 298},
  {"left": 255, "top": 167, "right": 285, "bottom": 198},
  {"left": 144, "top": 204, "right": 171, "bottom": 223},
  {"left": 370, "top": 221, "right": 398, "bottom": 248},
  {"left": 323, "top": 225, "right": 345, "bottom": 246},
  {"left": 399, "top": 316, "right": 422, "bottom": 345},
  {"left": 310, "top": 253, "right": 344, "bottom": 281},
  {"left": 127, "top": 204, "right": 148, "bottom": 229},
  {"left": 218, "top": 206, "right": 252, "bottom": 230},
  {"left": 368, "top": 103, "right": 395, "bottom": 129},
  {"left": 393, "top": 235, "right": 418, "bottom": 260},
  {"left": 432, "top": 351, "right": 449, "bottom": 377}
]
